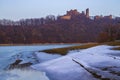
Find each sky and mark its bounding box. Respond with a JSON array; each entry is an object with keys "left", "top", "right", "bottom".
[{"left": 0, "top": 0, "right": 120, "bottom": 21}]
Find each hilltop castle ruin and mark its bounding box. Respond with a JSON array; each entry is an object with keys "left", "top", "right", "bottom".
[
  {"left": 60, "top": 8, "right": 113, "bottom": 20},
  {"left": 60, "top": 8, "right": 89, "bottom": 20}
]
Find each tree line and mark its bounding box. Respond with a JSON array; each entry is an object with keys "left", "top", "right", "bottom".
[{"left": 0, "top": 15, "right": 120, "bottom": 44}]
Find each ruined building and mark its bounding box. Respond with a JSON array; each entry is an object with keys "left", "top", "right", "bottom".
[
  {"left": 86, "top": 8, "right": 89, "bottom": 18},
  {"left": 60, "top": 8, "right": 90, "bottom": 20},
  {"left": 94, "top": 15, "right": 113, "bottom": 20}
]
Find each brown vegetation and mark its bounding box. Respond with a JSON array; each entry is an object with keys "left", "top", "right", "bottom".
[
  {"left": 42, "top": 43, "right": 99, "bottom": 55},
  {"left": 0, "top": 9, "right": 120, "bottom": 44}
]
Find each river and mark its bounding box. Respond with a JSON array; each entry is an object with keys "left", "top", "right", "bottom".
[{"left": 0, "top": 44, "right": 80, "bottom": 80}]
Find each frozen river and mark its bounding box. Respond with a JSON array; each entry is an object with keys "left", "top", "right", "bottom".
[
  {"left": 0, "top": 44, "right": 79, "bottom": 80},
  {"left": 0, "top": 44, "right": 80, "bottom": 70},
  {"left": 0, "top": 44, "right": 120, "bottom": 80},
  {"left": 0, "top": 44, "right": 78, "bottom": 58}
]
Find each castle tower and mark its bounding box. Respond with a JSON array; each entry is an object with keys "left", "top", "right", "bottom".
[{"left": 86, "top": 8, "right": 89, "bottom": 18}]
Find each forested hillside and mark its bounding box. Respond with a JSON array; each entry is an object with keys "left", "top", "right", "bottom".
[{"left": 0, "top": 10, "right": 120, "bottom": 44}]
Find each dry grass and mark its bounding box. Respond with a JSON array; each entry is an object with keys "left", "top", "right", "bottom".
[
  {"left": 113, "top": 47, "right": 120, "bottom": 50},
  {"left": 103, "top": 41, "right": 120, "bottom": 50},
  {"left": 103, "top": 41, "right": 120, "bottom": 46},
  {"left": 42, "top": 41, "right": 120, "bottom": 55},
  {"left": 42, "top": 43, "right": 99, "bottom": 55}
]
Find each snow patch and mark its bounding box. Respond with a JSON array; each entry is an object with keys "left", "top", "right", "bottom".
[
  {"left": 35, "top": 52, "right": 62, "bottom": 63},
  {"left": 0, "top": 69, "right": 49, "bottom": 80},
  {"left": 31, "top": 45, "right": 120, "bottom": 80}
]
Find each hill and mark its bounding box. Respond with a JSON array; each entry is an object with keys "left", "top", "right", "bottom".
[{"left": 0, "top": 9, "right": 120, "bottom": 44}]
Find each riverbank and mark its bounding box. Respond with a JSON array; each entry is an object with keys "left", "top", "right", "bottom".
[
  {"left": 41, "top": 41, "right": 120, "bottom": 55},
  {"left": 0, "top": 43, "right": 83, "bottom": 46}
]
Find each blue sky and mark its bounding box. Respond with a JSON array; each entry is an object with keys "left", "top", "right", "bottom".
[{"left": 0, "top": 0, "right": 120, "bottom": 20}]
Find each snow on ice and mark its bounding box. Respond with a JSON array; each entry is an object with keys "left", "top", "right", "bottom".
[
  {"left": 32, "top": 45, "right": 120, "bottom": 80},
  {"left": 0, "top": 69, "right": 49, "bottom": 80}
]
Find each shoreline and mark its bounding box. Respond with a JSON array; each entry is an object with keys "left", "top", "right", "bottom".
[{"left": 0, "top": 43, "right": 90, "bottom": 46}]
